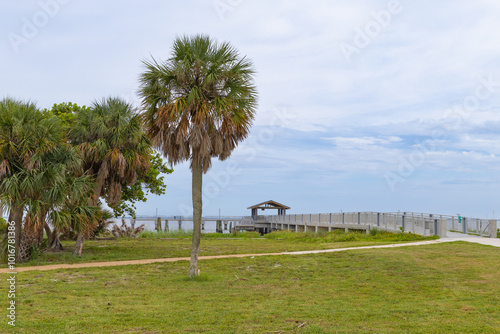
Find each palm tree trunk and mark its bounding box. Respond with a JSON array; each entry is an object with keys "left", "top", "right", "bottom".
[
  {"left": 73, "top": 232, "right": 85, "bottom": 256},
  {"left": 18, "top": 228, "right": 36, "bottom": 262},
  {"left": 188, "top": 160, "right": 203, "bottom": 279},
  {"left": 44, "top": 223, "right": 52, "bottom": 245},
  {"left": 18, "top": 213, "right": 48, "bottom": 262},
  {"left": 36, "top": 210, "right": 48, "bottom": 247},
  {"left": 73, "top": 193, "right": 100, "bottom": 257},
  {"left": 73, "top": 233, "right": 85, "bottom": 256},
  {"left": 48, "top": 227, "right": 63, "bottom": 251},
  {"left": 9, "top": 204, "right": 24, "bottom": 262}
]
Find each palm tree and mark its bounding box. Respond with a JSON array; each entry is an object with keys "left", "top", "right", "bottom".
[
  {"left": 139, "top": 35, "right": 258, "bottom": 278},
  {"left": 68, "top": 97, "right": 151, "bottom": 255},
  {"left": 49, "top": 174, "right": 101, "bottom": 256},
  {"left": 46, "top": 177, "right": 98, "bottom": 253},
  {"left": 0, "top": 98, "right": 66, "bottom": 261}
]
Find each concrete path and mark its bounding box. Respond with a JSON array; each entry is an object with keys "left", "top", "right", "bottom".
[
  {"left": 1, "top": 237, "right": 498, "bottom": 274},
  {"left": 441, "top": 231, "right": 500, "bottom": 247}
]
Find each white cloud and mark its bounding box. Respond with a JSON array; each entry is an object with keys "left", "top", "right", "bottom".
[{"left": 324, "top": 136, "right": 402, "bottom": 147}]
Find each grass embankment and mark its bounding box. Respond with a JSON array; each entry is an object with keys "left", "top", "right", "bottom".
[
  {"left": 1, "top": 242, "right": 498, "bottom": 333},
  {"left": 16, "top": 229, "right": 437, "bottom": 267}
]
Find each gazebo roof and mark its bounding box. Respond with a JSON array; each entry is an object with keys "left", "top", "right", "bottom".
[{"left": 247, "top": 200, "right": 291, "bottom": 210}]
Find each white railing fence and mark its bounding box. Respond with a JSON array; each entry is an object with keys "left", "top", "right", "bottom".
[{"left": 242, "top": 211, "right": 497, "bottom": 238}]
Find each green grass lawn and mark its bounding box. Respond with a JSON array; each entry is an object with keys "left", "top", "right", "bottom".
[
  {"left": 13, "top": 230, "right": 437, "bottom": 267},
  {"left": 1, "top": 241, "right": 498, "bottom": 333}
]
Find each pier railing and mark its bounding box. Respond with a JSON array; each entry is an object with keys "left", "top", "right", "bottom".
[
  {"left": 121, "top": 212, "right": 497, "bottom": 238},
  {"left": 253, "top": 211, "right": 497, "bottom": 238}
]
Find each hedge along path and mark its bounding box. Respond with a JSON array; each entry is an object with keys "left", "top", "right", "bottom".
[{"left": 0, "top": 239, "right": 471, "bottom": 273}]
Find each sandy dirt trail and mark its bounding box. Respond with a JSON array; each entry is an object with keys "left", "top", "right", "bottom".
[{"left": 5, "top": 238, "right": 498, "bottom": 273}]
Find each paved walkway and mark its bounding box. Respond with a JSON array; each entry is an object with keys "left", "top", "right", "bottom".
[
  {"left": 441, "top": 231, "right": 500, "bottom": 247},
  {"left": 1, "top": 236, "right": 498, "bottom": 274}
]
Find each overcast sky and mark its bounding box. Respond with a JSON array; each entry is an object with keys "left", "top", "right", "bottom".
[{"left": 2, "top": 0, "right": 500, "bottom": 218}]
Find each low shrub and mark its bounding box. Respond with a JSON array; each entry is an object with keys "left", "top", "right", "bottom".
[
  {"left": 369, "top": 227, "right": 380, "bottom": 236},
  {"left": 138, "top": 230, "right": 193, "bottom": 238},
  {"left": 0, "top": 217, "right": 7, "bottom": 235},
  {"left": 263, "top": 229, "right": 437, "bottom": 243},
  {"left": 138, "top": 230, "right": 262, "bottom": 239},
  {"left": 202, "top": 231, "right": 261, "bottom": 239}
]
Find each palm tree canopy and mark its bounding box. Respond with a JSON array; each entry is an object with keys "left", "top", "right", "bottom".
[
  {"left": 139, "top": 34, "right": 258, "bottom": 172},
  {"left": 69, "top": 97, "right": 151, "bottom": 206},
  {"left": 0, "top": 98, "right": 65, "bottom": 206}
]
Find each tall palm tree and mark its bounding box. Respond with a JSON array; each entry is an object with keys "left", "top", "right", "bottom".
[
  {"left": 139, "top": 35, "right": 258, "bottom": 278},
  {"left": 69, "top": 97, "right": 151, "bottom": 255}
]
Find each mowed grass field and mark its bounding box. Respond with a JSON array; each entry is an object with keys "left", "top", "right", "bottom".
[
  {"left": 10, "top": 230, "right": 437, "bottom": 268},
  {"left": 1, "top": 241, "right": 499, "bottom": 333}
]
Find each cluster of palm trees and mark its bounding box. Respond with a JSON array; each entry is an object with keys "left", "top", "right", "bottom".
[
  {"left": 0, "top": 97, "right": 151, "bottom": 262},
  {"left": 1, "top": 34, "right": 258, "bottom": 277}
]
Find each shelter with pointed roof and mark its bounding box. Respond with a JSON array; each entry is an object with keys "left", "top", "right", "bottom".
[{"left": 248, "top": 200, "right": 290, "bottom": 219}]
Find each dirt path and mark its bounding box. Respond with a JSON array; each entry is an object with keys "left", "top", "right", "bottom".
[{"left": 0, "top": 239, "right": 461, "bottom": 273}]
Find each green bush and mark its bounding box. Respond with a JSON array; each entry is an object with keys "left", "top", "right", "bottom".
[
  {"left": 28, "top": 238, "right": 48, "bottom": 261},
  {"left": 138, "top": 230, "right": 262, "bottom": 239},
  {"left": 263, "top": 229, "right": 437, "bottom": 243},
  {"left": 202, "top": 231, "right": 260, "bottom": 239},
  {"left": 335, "top": 234, "right": 357, "bottom": 242},
  {"left": 264, "top": 230, "right": 365, "bottom": 242},
  {"left": 0, "top": 217, "right": 7, "bottom": 235},
  {"left": 29, "top": 243, "right": 42, "bottom": 261},
  {"left": 0, "top": 239, "right": 8, "bottom": 263},
  {"left": 138, "top": 230, "right": 193, "bottom": 238}
]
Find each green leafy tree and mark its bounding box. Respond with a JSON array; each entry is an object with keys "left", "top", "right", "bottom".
[
  {"left": 42, "top": 102, "right": 89, "bottom": 128},
  {"left": 139, "top": 35, "right": 258, "bottom": 278},
  {"left": 112, "top": 151, "right": 173, "bottom": 218}
]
